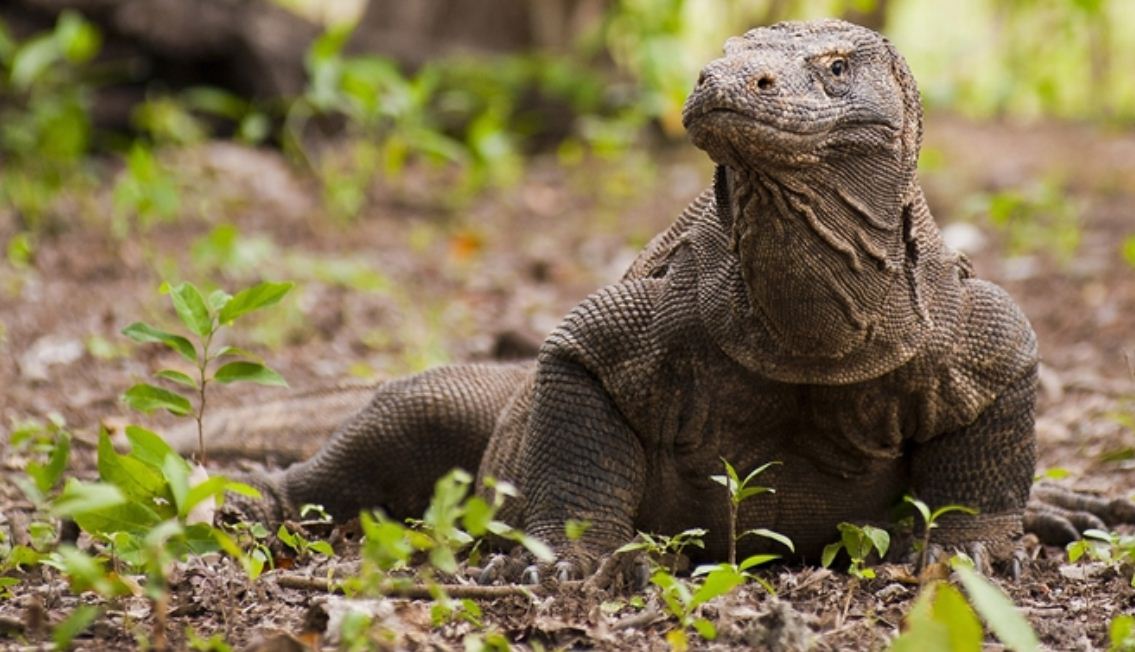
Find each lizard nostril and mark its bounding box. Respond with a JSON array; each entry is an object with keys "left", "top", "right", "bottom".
[
  {"left": 757, "top": 75, "right": 774, "bottom": 91},
  {"left": 697, "top": 70, "right": 707, "bottom": 86}
]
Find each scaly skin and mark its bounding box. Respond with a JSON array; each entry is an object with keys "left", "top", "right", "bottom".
[{"left": 219, "top": 20, "right": 1128, "bottom": 577}]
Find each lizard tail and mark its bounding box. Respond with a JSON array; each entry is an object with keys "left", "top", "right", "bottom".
[{"left": 163, "top": 382, "right": 380, "bottom": 463}]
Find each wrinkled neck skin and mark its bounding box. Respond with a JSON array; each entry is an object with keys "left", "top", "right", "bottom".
[{"left": 703, "top": 157, "right": 940, "bottom": 384}]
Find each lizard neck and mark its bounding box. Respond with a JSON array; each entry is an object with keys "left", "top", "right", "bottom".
[{"left": 697, "top": 167, "right": 951, "bottom": 384}]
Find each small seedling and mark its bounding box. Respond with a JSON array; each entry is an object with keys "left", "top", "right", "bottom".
[
  {"left": 822, "top": 522, "right": 891, "bottom": 579},
  {"left": 616, "top": 528, "right": 707, "bottom": 574},
  {"left": 277, "top": 523, "right": 335, "bottom": 560},
  {"left": 121, "top": 279, "right": 292, "bottom": 464},
  {"left": 348, "top": 469, "right": 552, "bottom": 599},
  {"left": 709, "top": 458, "right": 780, "bottom": 566},
  {"left": 903, "top": 494, "right": 978, "bottom": 571},
  {"left": 1067, "top": 528, "right": 1135, "bottom": 586}
]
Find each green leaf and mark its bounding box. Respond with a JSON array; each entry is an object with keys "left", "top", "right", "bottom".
[
  {"left": 310, "top": 540, "right": 335, "bottom": 557},
  {"left": 1110, "top": 614, "right": 1135, "bottom": 651},
  {"left": 514, "top": 533, "right": 554, "bottom": 563},
  {"left": 720, "top": 458, "right": 740, "bottom": 487},
  {"left": 954, "top": 564, "right": 1040, "bottom": 652},
  {"left": 929, "top": 504, "right": 979, "bottom": 524},
  {"left": 692, "top": 617, "right": 717, "bottom": 640},
  {"left": 181, "top": 522, "right": 221, "bottom": 556},
  {"left": 53, "top": 604, "right": 100, "bottom": 650},
  {"left": 123, "top": 383, "right": 192, "bottom": 416},
  {"left": 71, "top": 499, "right": 164, "bottom": 540},
  {"left": 28, "top": 429, "right": 70, "bottom": 494},
  {"left": 155, "top": 369, "right": 197, "bottom": 388},
  {"left": 739, "top": 461, "right": 780, "bottom": 488},
  {"left": 207, "top": 289, "right": 233, "bottom": 312},
  {"left": 904, "top": 495, "right": 932, "bottom": 525},
  {"left": 213, "top": 361, "right": 287, "bottom": 387},
  {"left": 124, "top": 425, "right": 181, "bottom": 469},
  {"left": 740, "top": 528, "right": 795, "bottom": 553},
  {"left": 862, "top": 525, "right": 891, "bottom": 558},
  {"left": 737, "top": 486, "right": 773, "bottom": 502},
  {"left": 690, "top": 565, "right": 743, "bottom": 609},
  {"left": 429, "top": 545, "right": 458, "bottom": 574},
  {"left": 162, "top": 453, "right": 189, "bottom": 516},
  {"left": 564, "top": 519, "right": 591, "bottom": 541},
  {"left": 169, "top": 282, "right": 213, "bottom": 337},
  {"left": 738, "top": 554, "right": 780, "bottom": 571},
  {"left": 183, "top": 476, "right": 238, "bottom": 515},
  {"left": 51, "top": 479, "right": 126, "bottom": 518},
  {"left": 11, "top": 35, "right": 59, "bottom": 91},
  {"left": 277, "top": 524, "right": 299, "bottom": 549},
  {"left": 54, "top": 11, "right": 100, "bottom": 63},
  {"left": 461, "top": 496, "right": 493, "bottom": 537},
  {"left": 1122, "top": 236, "right": 1135, "bottom": 269},
  {"left": 121, "top": 322, "right": 196, "bottom": 363},
  {"left": 821, "top": 542, "right": 842, "bottom": 569},
  {"left": 218, "top": 281, "right": 293, "bottom": 324},
  {"left": 891, "top": 581, "right": 981, "bottom": 652},
  {"left": 96, "top": 430, "right": 172, "bottom": 511}
]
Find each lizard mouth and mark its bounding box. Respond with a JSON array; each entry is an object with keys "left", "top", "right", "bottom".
[
  {"left": 685, "top": 104, "right": 900, "bottom": 168},
  {"left": 686, "top": 105, "right": 833, "bottom": 138}
]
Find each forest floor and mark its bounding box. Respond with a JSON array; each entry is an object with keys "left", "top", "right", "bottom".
[{"left": 2, "top": 115, "right": 1134, "bottom": 650}]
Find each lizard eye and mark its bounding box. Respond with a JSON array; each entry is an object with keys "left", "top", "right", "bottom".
[{"left": 830, "top": 59, "right": 848, "bottom": 76}]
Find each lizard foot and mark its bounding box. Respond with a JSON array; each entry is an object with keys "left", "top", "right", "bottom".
[
  {"left": 216, "top": 470, "right": 293, "bottom": 528},
  {"left": 1025, "top": 483, "right": 1135, "bottom": 546},
  {"left": 477, "top": 548, "right": 650, "bottom": 590},
  {"left": 913, "top": 540, "right": 1030, "bottom": 581}
]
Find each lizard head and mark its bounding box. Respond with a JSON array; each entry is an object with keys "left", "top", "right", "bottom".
[
  {"left": 683, "top": 21, "right": 940, "bottom": 373},
  {"left": 682, "top": 19, "right": 921, "bottom": 198}
]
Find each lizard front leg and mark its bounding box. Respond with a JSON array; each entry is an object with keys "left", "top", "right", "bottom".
[
  {"left": 515, "top": 349, "right": 648, "bottom": 580},
  {"left": 908, "top": 365, "right": 1038, "bottom": 568}
]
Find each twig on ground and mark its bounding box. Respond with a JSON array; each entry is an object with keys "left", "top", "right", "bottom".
[
  {"left": 611, "top": 607, "right": 664, "bottom": 631},
  {"left": 275, "top": 573, "right": 574, "bottom": 599}
]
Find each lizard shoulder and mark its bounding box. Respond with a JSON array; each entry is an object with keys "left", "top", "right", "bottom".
[{"left": 909, "top": 277, "right": 1038, "bottom": 439}]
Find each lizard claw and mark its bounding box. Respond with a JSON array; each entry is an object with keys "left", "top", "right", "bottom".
[
  {"left": 477, "top": 552, "right": 529, "bottom": 585},
  {"left": 555, "top": 560, "right": 583, "bottom": 582},
  {"left": 1025, "top": 483, "right": 1133, "bottom": 545},
  {"left": 522, "top": 565, "right": 541, "bottom": 585}
]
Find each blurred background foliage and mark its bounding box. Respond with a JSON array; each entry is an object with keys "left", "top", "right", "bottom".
[{"left": 1, "top": 0, "right": 1132, "bottom": 256}]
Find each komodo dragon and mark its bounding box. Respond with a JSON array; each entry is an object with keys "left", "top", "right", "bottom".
[{"left": 203, "top": 19, "right": 1133, "bottom": 578}]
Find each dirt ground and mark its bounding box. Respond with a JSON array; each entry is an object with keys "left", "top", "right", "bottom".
[{"left": 2, "top": 114, "right": 1134, "bottom": 650}]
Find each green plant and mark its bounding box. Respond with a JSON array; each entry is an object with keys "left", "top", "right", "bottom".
[
  {"left": 822, "top": 522, "right": 891, "bottom": 580},
  {"left": 637, "top": 460, "right": 791, "bottom": 647},
  {"left": 1123, "top": 236, "right": 1135, "bottom": 269},
  {"left": 963, "top": 180, "right": 1081, "bottom": 263},
  {"left": 348, "top": 469, "right": 552, "bottom": 600},
  {"left": 121, "top": 280, "right": 293, "bottom": 464},
  {"left": 903, "top": 495, "right": 978, "bottom": 571},
  {"left": 111, "top": 143, "right": 182, "bottom": 236},
  {"left": 276, "top": 516, "right": 335, "bottom": 561},
  {"left": 2, "top": 416, "right": 73, "bottom": 572},
  {"left": 42, "top": 425, "right": 254, "bottom": 644},
  {"left": 616, "top": 528, "right": 707, "bottom": 573},
  {"left": 891, "top": 556, "right": 1039, "bottom": 652},
  {"left": 1110, "top": 614, "right": 1135, "bottom": 652},
  {"left": 287, "top": 26, "right": 468, "bottom": 219},
  {"left": 217, "top": 520, "right": 273, "bottom": 580},
  {"left": 1067, "top": 528, "right": 1135, "bottom": 586},
  {"left": 709, "top": 459, "right": 788, "bottom": 566},
  {"left": 0, "top": 11, "right": 101, "bottom": 230}
]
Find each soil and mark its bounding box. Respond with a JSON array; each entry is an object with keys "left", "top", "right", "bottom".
[{"left": 1, "top": 114, "right": 1134, "bottom": 650}]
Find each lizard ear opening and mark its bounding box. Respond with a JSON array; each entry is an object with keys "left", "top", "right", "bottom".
[
  {"left": 882, "top": 37, "right": 923, "bottom": 201},
  {"left": 714, "top": 164, "right": 734, "bottom": 234}
]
